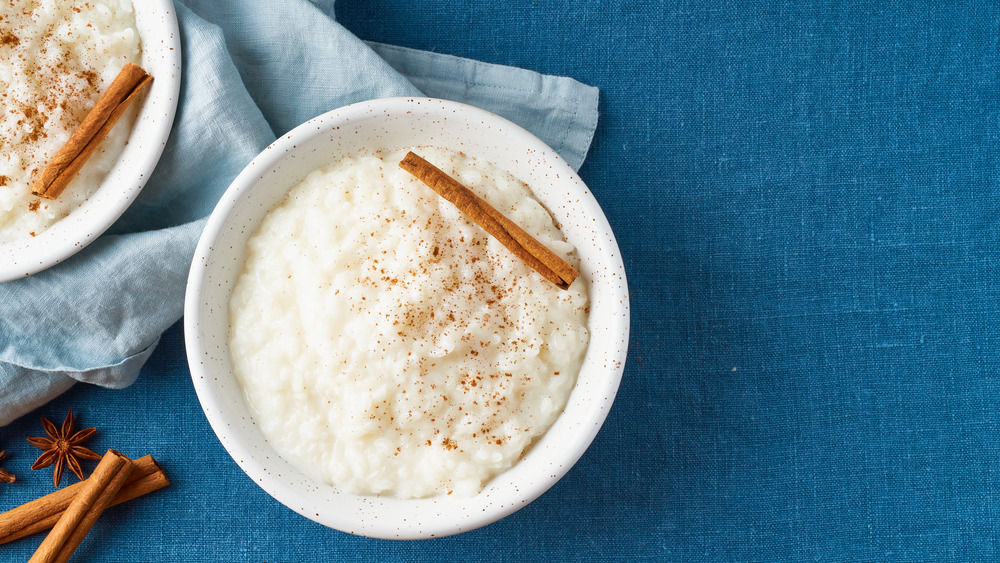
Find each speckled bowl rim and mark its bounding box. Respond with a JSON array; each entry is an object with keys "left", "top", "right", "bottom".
[
  {"left": 185, "top": 97, "right": 629, "bottom": 539},
  {"left": 0, "top": 0, "right": 181, "bottom": 282}
]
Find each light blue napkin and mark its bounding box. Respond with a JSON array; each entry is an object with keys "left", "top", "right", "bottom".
[{"left": 0, "top": 0, "right": 599, "bottom": 426}]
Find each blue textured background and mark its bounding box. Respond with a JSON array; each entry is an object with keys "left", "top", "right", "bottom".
[{"left": 4, "top": 1, "right": 1000, "bottom": 560}]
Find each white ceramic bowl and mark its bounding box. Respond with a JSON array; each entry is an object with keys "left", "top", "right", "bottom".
[
  {"left": 0, "top": 0, "right": 181, "bottom": 282},
  {"left": 185, "top": 98, "right": 629, "bottom": 539}
]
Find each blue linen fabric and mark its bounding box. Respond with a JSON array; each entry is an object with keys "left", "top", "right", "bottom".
[{"left": 0, "top": 0, "right": 598, "bottom": 425}]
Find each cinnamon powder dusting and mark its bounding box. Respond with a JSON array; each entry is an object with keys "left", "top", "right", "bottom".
[
  {"left": 0, "top": 0, "right": 142, "bottom": 242},
  {"left": 229, "top": 148, "right": 590, "bottom": 498}
]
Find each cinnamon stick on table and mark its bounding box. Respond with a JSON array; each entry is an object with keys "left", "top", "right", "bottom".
[
  {"left": 399, "top": 151, "right": 580, "bottom": 289},
  {"left": 0, "top": 455, "right": 168, "bottom": 546},
  {"left": 29, "top": 450, "right": 134, "bottom": 563},
  {"left": 31, "top": 63, "right": 152, "bottom": 200}
]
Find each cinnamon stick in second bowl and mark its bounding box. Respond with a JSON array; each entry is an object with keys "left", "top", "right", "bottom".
[{"left": 31, "top": 63, "right": 152, "bottom": 200}]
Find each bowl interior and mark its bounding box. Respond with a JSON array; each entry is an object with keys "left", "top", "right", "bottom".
[
  {"left": 186, "top": 98, "right": 629, "bottom": 539},
  {"left": 0, "top": 0, "right": 181, "bottom": 282}
]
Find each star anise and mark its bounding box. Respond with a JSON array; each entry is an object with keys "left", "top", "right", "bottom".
[
  {"left": 27, "top": 409, "right": 102, "bottom": 487},
  {"left": 0, "top": 450, "right": 14, "bottom": 484}
]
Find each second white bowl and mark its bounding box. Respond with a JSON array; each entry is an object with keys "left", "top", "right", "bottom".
[{"left": 0, "top": 0, "right": 181, "bottom": 282}]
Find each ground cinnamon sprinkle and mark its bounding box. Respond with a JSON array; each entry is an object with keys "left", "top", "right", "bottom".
[
  {"left": 0, "top": 0, "right": 142, "bottom": 242},
  {"left": 230, "top": 148, "right": 590, "bottom": 498}
]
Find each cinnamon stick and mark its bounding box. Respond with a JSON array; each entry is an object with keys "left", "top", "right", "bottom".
[
  {"left": 31, "top": 63, "right": 152, "bottom": 200},
  {"left": 0, "top": 455, "right": 168, "bottom": 545},
  {"left": 399, "top": 152, "right": 579, "bottom": 289},
  {"left": 29, "top": 450, "right": 134, "bottom": 563}
]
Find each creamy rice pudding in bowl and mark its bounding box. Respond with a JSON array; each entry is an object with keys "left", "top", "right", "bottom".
[
  {"left": 0, "top": 0, "right": 181, "bottom": 281},
  {"left": 185, "top": 98, "right": 629, "bottom": 538}
]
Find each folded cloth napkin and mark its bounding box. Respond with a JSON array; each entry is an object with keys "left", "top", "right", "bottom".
[{"left": 0, "top": 0, "right": 599, "bottom": 426}]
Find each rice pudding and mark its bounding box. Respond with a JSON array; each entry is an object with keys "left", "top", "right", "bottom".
[
  {"left": 0, "top": 0, "right": 141, "bottom": 242},
  {"left": 229, "top": 147, "right": 590, "bottom": 498}
]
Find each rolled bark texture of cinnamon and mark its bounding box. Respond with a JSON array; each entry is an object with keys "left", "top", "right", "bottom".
[
  {"left": 28, "top": 449, "right": 134, "bottom": 563},
  {"left": 31, "top": 62, "right": 152, "bottom": 200},
  {"left": 399, "top": 151, "right": 580, "bottom": 289},
  {"left": 0, "top": 454, "right": 168, "bottom": 546}
]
